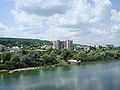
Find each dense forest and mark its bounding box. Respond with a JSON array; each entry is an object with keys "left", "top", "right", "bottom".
[
  {"left": 0, "top": 47, "right": 120, "bottom": 70},
  {"left": 0, "top": 37, "right": 52, "bottom": 47}
]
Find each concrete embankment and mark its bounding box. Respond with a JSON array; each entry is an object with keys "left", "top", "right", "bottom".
[
  {"left": 8, "top": 67, "right": 42, "bottom": 73},
  {"left": 0, "top": 65, "right": 58, "bottom": 73},
  {"left": 0, "top": 67, "right": 42, "bottom": 73}
]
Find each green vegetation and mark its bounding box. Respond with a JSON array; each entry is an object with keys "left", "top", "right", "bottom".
[
  {"left": 0, "top": 47, "right": 120, "bottom": 70},
  {"left": 0, "top": 37, "right": 52, "bottom": 47}
]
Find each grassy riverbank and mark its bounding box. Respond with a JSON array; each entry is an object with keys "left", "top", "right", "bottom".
[
  {"left": 0, "top": 63, "right": 68, "bottom": 73},
  {"left": 1, "top": 59, "right": 120, "bottom": 73}
]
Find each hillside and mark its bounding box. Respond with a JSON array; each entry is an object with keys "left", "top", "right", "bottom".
[{"left": 0, "top": 37, "right": 52, "bottom": 47}]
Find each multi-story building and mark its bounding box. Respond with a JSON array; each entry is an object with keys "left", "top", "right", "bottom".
[
  {"left": 105, "top": 44, "right": 114, "bottom": 48},
  {"left": 53, "top": 40, "right": 73, "bottom": 50},
  {"left": 0, "top": 45, "right": 6, "bottom": 51}
]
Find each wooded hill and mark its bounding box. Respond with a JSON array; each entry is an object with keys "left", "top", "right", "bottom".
[{"left": 0, "top": 37, "right": 52, "bottom": 47}]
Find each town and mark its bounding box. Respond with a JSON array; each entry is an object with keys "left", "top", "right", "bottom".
[
  {"left": 0, "top": 39, "right": 116, "bottom": 52},
  {"left": 0, "top": 37, "right": 120, "bottom": 71}
]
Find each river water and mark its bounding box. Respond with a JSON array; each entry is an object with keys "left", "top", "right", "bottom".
[{"left": 0, "top": 60, "right": 120, "bottom": 90}]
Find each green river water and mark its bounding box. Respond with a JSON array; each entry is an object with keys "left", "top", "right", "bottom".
[{"left": 0, "top": 60, "right": 120, "bottom": 90}]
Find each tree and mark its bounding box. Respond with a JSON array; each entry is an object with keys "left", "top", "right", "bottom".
[
  {"left": 1, "top": 52, "right": 12, "bottom": 64},
  {"left": 61, "top": 49, "right": 73, "bottom": 61},
  {"left": 10, "top": 54, "right": 21, "bottom": 69},
  {"left": 41, "top": 54, "right": 58, "bottom": 65},
  {"left": 21, "top": 55, "right": 31, "bottom": 67},
  {"left": 21, "top": 48, "right": 28, "bottom": 55},
  {"left": 21, "top": 52, "right": 40, "bottom": 67},
  {"left": 0, "top": 64, "right": 6, "bottom": 70},
  {"left": 0, "top": 53, "right": 2, "bottom": 63}
]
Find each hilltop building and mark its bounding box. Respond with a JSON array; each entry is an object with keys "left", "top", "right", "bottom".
[
  {"left": 8, "top": 46, "right": 21, "bottom": 52},
  {"left": 0, "top": 45, "right": 6, "bottom": 51},
  {"left": 53, "top": 40, "right": 73, "bottom": 50},
  {"left": 105, "top": 44, "right": 114, "bottom": 48}
]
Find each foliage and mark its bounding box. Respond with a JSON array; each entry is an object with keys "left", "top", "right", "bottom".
[
  {"left": 0, "top": 47, "right": 120, "bottom": 70},
  {"left": 41, "top": 54, "right": 58, "bottom": 65},
  {"left": 0, "top": 37, "right": 52, "bottom": 47},
  {"left": 60, "top": 49, "right": 73, "bottom": 61},
  {"left": 1, "top": 52, "right": 12, "bottom": 64}
]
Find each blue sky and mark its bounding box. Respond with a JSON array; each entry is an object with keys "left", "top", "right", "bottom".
[{"left": 0, "top": 0, "right": 120, "bottom": 46}]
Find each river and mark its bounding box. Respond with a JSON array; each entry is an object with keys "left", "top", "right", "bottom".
[{"left": 0, "top": 60, "right": 120, "bottom": 90}]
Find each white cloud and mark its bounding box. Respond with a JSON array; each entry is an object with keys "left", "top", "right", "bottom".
[
  {"left": 5, "top": 0, "right": 119, "bottom": 45},
  {"left": 14, "top": 0, "right": 112, "bottom": 26},
  {"left": 90, "top": 27, "right": 106, "bottom": 35},
  {"left": 90, "top": 0, "right": 111, "bottom": 23},
  {"left": 22, "top": 27, "right": 79, "bottom": 40},
  {"left": 11, "top": 10, "right": 43, "bottom": 26},
  {"left": 15, "top": 0, "right": 72, "bottom": 16},
  {"left": 0, "top": 23, "right": 18, "bottom": 37},
  {"left": 111, "top": 9, "right": 120, "bottom": 33},
  {"left": 0, "top": 23, "right": 8, "bottom": 30},
  {"left": 111, "top": 24, "right": 120, "bottom": 33},
  {"left": 54, "top": 0, "right": 112, "bottom": 26},
  {"left": 111, "top": 10, "right": 120, "bottom": 23}
]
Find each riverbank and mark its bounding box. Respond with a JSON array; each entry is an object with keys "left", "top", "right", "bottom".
[
  {"left": 0, "top": 63, "right": 69, "bottom": 73},
  {"left": 0, "top": 59, "right": 119, "bottom": 73}
]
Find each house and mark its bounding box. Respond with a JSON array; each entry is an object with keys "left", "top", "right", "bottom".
[
  {"left": 9, "top": 46, "right": 20, "bottom": 52},
  {"left": 0, "top": 45, "right": 6, "bottom": 51},
  {"left": 68, "top": 60, "right": 81, "bottom": 64}
]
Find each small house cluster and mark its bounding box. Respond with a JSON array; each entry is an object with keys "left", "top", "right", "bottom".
[{"left": 0, "top": 45, "right": 22, "bottom": 52}]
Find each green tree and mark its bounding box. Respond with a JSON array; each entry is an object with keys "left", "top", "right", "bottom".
[
  {"left": 41, "top": 54, "right": 58, "bottom": 65},
  {"left": 61, "top": 49, "right": 73, "bottom": 61},
  {"left": 10, "top": 54, "right": 21, "bottom": 69},
  {"left": 21, "top": 52, "right": 40, "bottom": 67},
  {"left": 1, "top": 52, "right": 12, "bottom": 64}
]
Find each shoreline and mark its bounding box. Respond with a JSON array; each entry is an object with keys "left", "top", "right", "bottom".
[
  {"left": 0, "top": 63, "right": 68, "bottom": 73},
  {"left": 0, "top": 59, "right": 119, "bottom": 73},
  {"left": 0, "top": 66, "right": 55, "bottom": 73}
]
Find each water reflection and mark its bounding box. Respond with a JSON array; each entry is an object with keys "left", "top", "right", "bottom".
[{"left": 0, "top": 60, "right": 120, "bottom": 90}]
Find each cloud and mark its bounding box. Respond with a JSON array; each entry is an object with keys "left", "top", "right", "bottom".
[
  {"left": 0, "top": 22, "right": 18, "bottom": 37},
  {"left": 0, "top": 23, "right": 8, "bottom": 30},
  {"left": 11, "top": 10, "right": 43, "bottom": 26},
  {"left": 5, "top": 0, "right": 120, "bottom": 45},
  {"left": 89, "top": 0, "right": 111, "bottom": 23},
  {"left": 90, "top": 27, "right": 106, "bottom": 35},
  {"left": 15, "top": 0, "right": 72, "bottom": 16},
  {"left": 53, "top": 0, "right": 112, "bottom": 26},
  {"left": 111, "top": 10, "right": 120, "bottom": 23},
  {"left": 21, "top": 27, "right": 79, "bottom": 41},
  {"left": 111, "top": 9, "right": 120, "bottom": 33},
  {"left": 111, "top": 24, "right": 120, "bottom": 33}
]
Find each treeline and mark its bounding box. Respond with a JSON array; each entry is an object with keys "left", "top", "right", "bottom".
[
  {"left": 0, "top": 47, "right": 120, "bottom": 70},
  {"left": 0, "top": 37, "right": 52, "bottom": 47}
]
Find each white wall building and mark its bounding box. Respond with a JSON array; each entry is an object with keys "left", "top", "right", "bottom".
[{"left": 53, "top": 40, "right": 73, "bottom": 50}]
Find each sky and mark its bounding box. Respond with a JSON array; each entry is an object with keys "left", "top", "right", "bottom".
[{"left": 0, "top": 0, "right": 120, "bottom": 46}]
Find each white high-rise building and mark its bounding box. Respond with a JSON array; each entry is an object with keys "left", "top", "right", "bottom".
[{"left": 53, "top": 40, "right": 73, "bottom": 50}]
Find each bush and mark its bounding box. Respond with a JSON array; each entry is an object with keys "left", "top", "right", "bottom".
[{"left": 0, "top": 64, "right": 6, "bottom": 70}]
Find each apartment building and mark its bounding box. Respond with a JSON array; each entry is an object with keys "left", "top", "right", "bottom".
[{"left": 53, "top": 40, "right": 73, "bottom": 50}]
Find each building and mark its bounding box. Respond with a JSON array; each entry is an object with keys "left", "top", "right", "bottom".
[
  {"left": 53, "top": 40, "right": 73, "bottom": 50},
  {"left": 105, "top": 44, "right": 114, "bottom": 48},
  {"left": 8, "top": 46, "right": 20, "bottom": 52},
  {"left": 40, "top": 45, "right": 53, "bottom": 50},
  {"left": 75, "top": 45, "right": 90, "bottom": 50},
  {"left": 0, "top": 45, "right": 6, "bottom": 51}
]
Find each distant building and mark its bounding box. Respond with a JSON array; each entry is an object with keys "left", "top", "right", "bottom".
[
  {"left": 8, "top": 46, "right": 20, "bottom": 52},
  {"left": 75, "top": 45, "right": 90, "bottom": 50},
  {"left": 53, "top": 40, "right": 73, "bottom": 50},
  {"left": 105, "top": 44, "right": 114, "bottom": 48},
  {"left": 0, "top": 45, "right": 6, "bottom": 51},
  {"left": 40, "top": 45, "right": 53, "bottom": 50},
  {"left": 68, "top": 60, "right": 81, "bottom": 64}
]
